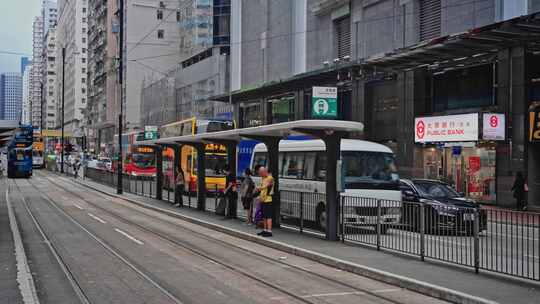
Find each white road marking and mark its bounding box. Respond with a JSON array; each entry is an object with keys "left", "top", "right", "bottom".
[
  {"left": 5, "top": 188, "right": 41, "bottom": 304},
  {"left": 302, "top": 291, "right": 366, "bottom": 298},
  {"left": 114, "top": 228, "right": 144, "bottom": 245},
  {"left": 73, "top": 203, "right": 84, "bottom": 210},
  {"left": 87, "top": 213, "right": 107, "bottom": 224},
  {"left": 373, "top": 288, "right": 402, "bottom": 293}
]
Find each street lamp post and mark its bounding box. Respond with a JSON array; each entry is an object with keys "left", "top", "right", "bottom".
[
  {"left": 117, "top": 0, "right": 124, "bottom": 194},
  {"left": 61, "top": 46, "right": 65, "bottom": 173}
]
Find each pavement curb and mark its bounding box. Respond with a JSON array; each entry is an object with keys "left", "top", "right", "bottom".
[{"left": 74, "top": 178, "right": 498, "bottom": 304}]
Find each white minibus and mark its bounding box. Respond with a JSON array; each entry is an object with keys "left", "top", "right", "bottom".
[{"left": 250, "top": 139, "right": 402, "bottom": 232}]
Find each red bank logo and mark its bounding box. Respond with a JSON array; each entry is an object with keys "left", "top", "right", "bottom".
[
  {"left": 416, "top": 120, "right": 425, "bottom": 139},
  {"left": 489, "top": 115, "right": 498, "bottom": 128}
]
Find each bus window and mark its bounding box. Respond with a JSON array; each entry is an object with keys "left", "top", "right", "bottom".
[
  {"left": 341, "top": 151, "right": 399, "bottom": 189},
  {"left": 283, "top": 153, "right": 304, "bottom": 179},
  {"left": 315, "top": 153, "right": 327, "bottom": 181},
  {"left": 303, "top": 152, "right": 316, "bottom": 180},
  {"left": 252, "top": 152, "right": 267, "bottom": 175}
]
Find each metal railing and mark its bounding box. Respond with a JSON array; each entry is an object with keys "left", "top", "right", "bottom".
[
  {"left": 84, "top": 167, "right": 157, "bottom": 199},
  {"left": 280, "top": 190, "right": 539, "bottom": 281}
]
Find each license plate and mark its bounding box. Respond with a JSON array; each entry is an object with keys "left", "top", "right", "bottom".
[{"left": 463, "top": 213, "right": 475, "bottom": 221}]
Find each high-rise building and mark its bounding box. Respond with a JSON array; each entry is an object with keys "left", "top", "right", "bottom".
[
  {"left": 0, "top": 73, "right": 23, "bottom": 121},
  {"left": 31, "top": 16, "right": 44, "bottom": 127},
  {"left": 87, "top": 0, "right": 119, "bottom": 152},
  {"left": 42, "top": 27, "right": 58, "bottom": 130},
  {"left": 20, "top": 57, "right": 30, "bottom": 75},
  {"left": 56, "top": 0, "right": 88, "bottom": 137},
  {"left": 22, "top": 65, "right": 32, "bottom": 124},
  {"left": 42, "top": 0, "right": 58, "bottom": 34},
  {"left": 124, "top": 0, "right": 180, "bottom": 132}
]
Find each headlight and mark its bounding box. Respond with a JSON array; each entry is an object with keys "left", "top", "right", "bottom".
[{"left": 431, "top": 204, "right": 459, "bottom": 217}]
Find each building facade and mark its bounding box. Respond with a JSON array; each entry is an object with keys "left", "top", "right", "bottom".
[
  {"left": 140, "top": 0, "right": 232, "bottom": 128},
  {"left": 20, "top": 57, "right": 30, "bottom": 76},
  {"left": 42, "top": 27, "right": 58, "bottom": 130},
  {"left": 218, "top": 0, "right": 540, "bottom": 209},
  {"left": 22, "top": 64, "right": 32, "bottom": 125},
  {"left": 31, "top": 16, "right": 44, "bottom": 127},
  {"left": 0, "top": 73, "right": 23, "bottom": 121},
  {"left": 124, "top": 0, "right": 181, "bottom": 132},
  {"left": 56, "top": 0, "right": 88, "bottom": 138},
  {"left": 87, "top": 0, "right": 119, "bottom": 153}
]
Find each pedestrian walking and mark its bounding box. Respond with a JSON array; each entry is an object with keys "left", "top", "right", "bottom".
[
  {"left": 512, "top": 172, "right": 527, "bottom": 210},
  {"left": 240, "top": 168, "right": 255, "bottom": 224},
  {"left": 256, "top": 167, "right": 274, "bottom": 237},
  {"left": 224, "top": 166, "right": 238, "bottom": 219},
  {"left": 175, "top": 168, "right": 185, "bottom": 207}
]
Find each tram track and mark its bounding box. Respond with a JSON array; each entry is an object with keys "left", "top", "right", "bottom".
[
  {"left": 39, "top": 172, "right": 414, "bottom": 304},
  {"left": 16, "top": 178, "right": 185, "bottom": 304}
]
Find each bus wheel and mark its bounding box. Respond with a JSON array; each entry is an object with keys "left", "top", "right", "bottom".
[{"left": 316, "top": 204, "right": 326, "bottom": 232}]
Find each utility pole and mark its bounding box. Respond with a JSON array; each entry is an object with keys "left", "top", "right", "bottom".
[
  {"left": 117, "top": 0, "right": 124, "bottom": 194},
  {"left": 61, "top": 46, "right": 65, "bottom": 174}
]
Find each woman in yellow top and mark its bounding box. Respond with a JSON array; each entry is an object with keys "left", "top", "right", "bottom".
[{"left": 257, "top": 167, "right": 274, "bottom": 237}]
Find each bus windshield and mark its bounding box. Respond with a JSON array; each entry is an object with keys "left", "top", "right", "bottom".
[
  {"left": 191, "top": 154, "right": 228, "bottom": 177},
  {"left": 342, "top": 151, "right": 399, "bottom": 189},
  {"left": 131, "top": 153, "right": 155, "bottom": 169}
]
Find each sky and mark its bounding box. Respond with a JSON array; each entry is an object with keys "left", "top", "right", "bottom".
[{"left": 0, "top": 0, "right": 42, "bottom": 74}]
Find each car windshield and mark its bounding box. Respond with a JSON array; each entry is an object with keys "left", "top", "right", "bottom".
[
  {"left": 342, "top": 151, "right": 399, "bottom": 189},
  {"left": 413, "top": 181, "right": 460, "bottom": 199}
]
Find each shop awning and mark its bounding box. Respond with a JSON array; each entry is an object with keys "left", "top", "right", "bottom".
[
  {"left": 365, "top": 12, "right": 540, "bottom": 71},
  {"left": 138, "top": 119, "right": 364, "bottom": 145},
  {"left": 211, "top": 12, "right": 540, "bottom": 103}
]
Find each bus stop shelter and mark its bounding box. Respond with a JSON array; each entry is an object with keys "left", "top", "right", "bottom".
[
  {"left": 0, "top": 120, "right": 20, "bottom": 147},
  {"left": 139, "top": 120, "right": 364, "bottom": 240}
]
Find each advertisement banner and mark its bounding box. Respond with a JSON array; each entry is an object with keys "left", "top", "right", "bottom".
[
  {"left": 530, "top": 105, "right": 540, "bottom": 143},
  {"left": 415, "top": 113, "right": 479, "bottom": 143},
  {"left": 312, "top": 86, "right": 338, "bottom": 118},
  {"left": 468, "top": 156, "right": 481, "bottom": 195},
  {"left": 482, "top": 113, "right": 505, "bottom": 140}
]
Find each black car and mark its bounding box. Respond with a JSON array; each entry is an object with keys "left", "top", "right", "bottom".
[{"left": 399, "top": 179, "right": 487, "bottom": 235}]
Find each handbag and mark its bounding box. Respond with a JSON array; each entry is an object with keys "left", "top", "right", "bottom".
[{"left": 524, "top": 183, "right": 529, "bottom": 192}]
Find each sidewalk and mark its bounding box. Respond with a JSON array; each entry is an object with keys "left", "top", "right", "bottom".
[{"left": 73, "top": 175, "right": 540, "bottom": 304}]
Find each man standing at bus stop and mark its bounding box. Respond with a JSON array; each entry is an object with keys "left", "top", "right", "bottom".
[{"left": 257, "top": 167, "right": 274, "bottom": 237}]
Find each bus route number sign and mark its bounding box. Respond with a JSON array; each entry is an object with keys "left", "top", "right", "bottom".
[
  {"left": 137, "top": 147, "right": 154, "bottom": 154},
  {"left": 312, "top": 87, "right": 338, "bottom": 118}
]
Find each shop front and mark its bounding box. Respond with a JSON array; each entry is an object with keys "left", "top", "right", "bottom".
[{"left": 415, "top": 113, "right": 505, "bottom": 204}]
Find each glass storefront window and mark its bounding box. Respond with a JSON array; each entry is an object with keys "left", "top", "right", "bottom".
[
  {"left": 422, "top": 144, "right": 497, "bottom": 204},
  {"left": 241, "top": 102, "right": 263, "bottom": 128},
  {"left": 270, "top": 95, "right": 295, "bottom": 124}
]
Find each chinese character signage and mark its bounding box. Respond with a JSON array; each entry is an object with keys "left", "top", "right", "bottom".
[
  {"left": 482, "top": 113, "right": 505, "bottom": 140},
  {"left": 312, "top": 87, "right": 338, "bottom": 118},
  {"left": 415, "top": 113, "right": 478, "bottom": 143},
  {"left": 530, "top": 105, "right": 540, "bottom": 143}
]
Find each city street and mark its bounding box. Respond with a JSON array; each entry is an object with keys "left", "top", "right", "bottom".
[{"left": 4, "top": 171, "right": 450, "bottom": 304}]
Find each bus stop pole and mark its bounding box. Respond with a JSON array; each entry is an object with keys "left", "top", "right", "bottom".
[
  {"left": 194, "top": 143, "right": 206, "bottom": 211},
  {"left": 155, "top": 145, "right": 163, "bottom": 200},
  {"left": 173, "top": 144, "right": 182, "bottom": 206},
  {"left": 323, "top": 135, "right": 341, "bottom": 241}
]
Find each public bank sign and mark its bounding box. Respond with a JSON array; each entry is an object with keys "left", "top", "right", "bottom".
[
  {"left": 312, "top": 86, "right": 337, "bottom": 118},
  {"left": 415, "top": 113, "right": 479, "bottom": 143}
]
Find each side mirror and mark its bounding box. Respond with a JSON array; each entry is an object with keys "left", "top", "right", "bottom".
[{"left": 402, "top": 190, "right": 417, "bottom": 201}]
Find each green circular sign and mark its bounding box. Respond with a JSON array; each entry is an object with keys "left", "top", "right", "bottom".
[{"left": 313, "top": 99, "right": 330, "bottom": 115}]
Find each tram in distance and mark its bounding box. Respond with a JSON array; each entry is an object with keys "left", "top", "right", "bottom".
[
  {"left": 7, "top": 125, "right": 34, "bottom": 178},
  {"left": 251, "top": 139, "right": 402, "bottom": 232}
]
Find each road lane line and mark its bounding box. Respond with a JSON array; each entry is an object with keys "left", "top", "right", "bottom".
[
  {"left": 114, "top": 228, "right": 144, "bottom": 245},
  {"left": 87, "top": 213, "right": 107, "bottom": 224},
  {"left": 73, "top": 203, "right": 84, "bottom": 210},
  {"left": 6, "top": 187, "right": 41, "bottom": 304},
  {"left": 302, "top": 291, "right": 366, "bottom": 298}
]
